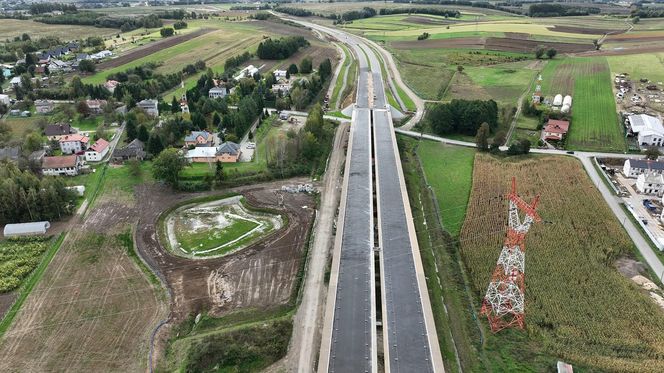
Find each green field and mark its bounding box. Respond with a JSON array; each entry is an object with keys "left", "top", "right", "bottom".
[
  {"left": 540, "top": 57, "right": 625, "bottom": 152},
  {"left": 0, "top": 238, "right": 52, "bottom": 293},
  {"left": 417, "top": 141, "right": 475, "bottom": 236},
  {"left": 607, "top": 53, "right": 664, "bottom": 84}
]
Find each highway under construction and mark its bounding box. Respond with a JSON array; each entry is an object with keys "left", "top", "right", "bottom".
[{"left": 305, "top": 22, "right": 445, "bottom": 373}]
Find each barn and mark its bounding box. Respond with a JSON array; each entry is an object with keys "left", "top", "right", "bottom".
[{"left": 3, "top": 221, "right": 51, "bottom": 237}]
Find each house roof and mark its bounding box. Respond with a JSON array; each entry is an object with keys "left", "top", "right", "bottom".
[
  {"left": 543, "top": 119, "right": 570, "bottom": 134},
  {"left": 0, "top": 146, "right": 20, "bottom": 161},
  {"left": 138, "top": 99, "right": 158, "bottom": 107},
  {"left": 3, "top": 221, "right": 50, "bottom": 236},
  {"left": 127, "top": 138, "right": 144, "bottom": 149},
  {"left": 627, "top": 159, "right": 664, "bottom": 171},
  {"left": 34, "top": 99, "right": 52, "bottom": 107},
  {"left": 42, "top": 155, "right": 78, "bottom": 169},
  {"left": 59, "top": 134, "right": 89, "bottom": 143},
  {"left": 44, "top": 124, "right": 72, "bottom": 136},
  {"left": 630, "top": 114, "right": 664, "bottom": 136},
  {"left": 217, "top": 141, "right": 240, "bottom": 155},
  {"left": 88, "top": 138, "right": 109, "bottom": 153},
  {"left": 185, "top": 131, "right": 212, "bottom": 142},
  {"left": 185, "top": 146, "right": 218, "bottom": 158},
  {"left": 639, "top": 172, "right": 664, "bottom": 184},
  {"left": 85, "top": 99, "right": 106, "bottom": 108},
  {"left": 209, "top": 87, "right": 227, "bottom": 93}
]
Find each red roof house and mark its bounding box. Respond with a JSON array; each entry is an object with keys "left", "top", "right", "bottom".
[{"left": 542, "top": 119, "right": 570, "bottom": 141}]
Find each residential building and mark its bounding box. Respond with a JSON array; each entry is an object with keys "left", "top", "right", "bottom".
[
  {"left": 273, "top": 69, "right": 287, "bottom": 79},
  {"left": 3, "top": 221, "right": 50, "bottom": 237},
  {"left": 0, "top": 146, "right": 20, "bottom": 163},
  {"left": 185, "top": 142, "right": 241, "bottom": 163},
  {"left": 623, "top": 159, "right": 664, "bottom": 178},
  {"left": 628, "top": 114, "right": 664, "bottom": 147},
  {"left": 34, "top": 99, "right": 54, "bottom": 114},
  {"left": 112, "top": 139, "right": 146, "bottom": 162},
  {"left": 542, "top": 119, "right": 570, "bottom": 141},
  {"left": 0, "top": 94, "right": 10, "bottom": 105},
  {"left": 104, "top": 80, "right": 119, "bottom": 93},
  {"left": 184, "top": 131, "right": 213, "bottom": 147},
  {"left": 9, "top": 76, "right": 21, "bottom": 88},
  {"left": 41, "top": 155, "right": 83, "bottom": 176},
  {"left": 209, "top": 86, "right": 228, "bottom": 99},
  {"left": 636, "top": 173, "right": 664, "bottom": 196},
  {"left": 44, "top": 123, "right": 74, "bottom": 140},
  {"left": 137, "top": 99, "right": 159, "bottom": 117},
  {"left": 59, "top": 134, "right": 89, "bottom": 154},
  {"left": 48, "top": 59, "right": 70, "bottom": 73},
  {"left": 84, "top": 138, "right": 110, "bottom": 161},
  {"left": 271, "top": 82, "right": 292, "bottom": 94},
  {"left": 85, "top": 99, "right": 107, "bottom": 114}
]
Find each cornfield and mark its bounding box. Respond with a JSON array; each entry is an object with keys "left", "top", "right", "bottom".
[
  {"left": 0, "top": 238, "right": 50, "bottom": 293},
  {"left": 460, "top": 154, "right": 664, "bottom": 372}
]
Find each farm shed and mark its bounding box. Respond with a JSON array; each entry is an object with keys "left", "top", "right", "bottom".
[
  {"left": 553, "top": 94, "right": 563, "bottom": 106},
  {"left": 3, "top": 221, "right": 51, "bottom": 237}
]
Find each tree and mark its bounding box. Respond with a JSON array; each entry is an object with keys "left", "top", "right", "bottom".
[
  {"left": 299, "top": 58, "right": 313, "bottom": 74},
  {"left": 147, "top": 132, "right": 164, "bottom": 155},
  {"left": 535, "top": 47, "right": 546, "bottom": 59},
  {"left": 592, "top": 39, "right": 601, "bottom": 50},
  {"left": 0, "top": 103, "right": 7, "bottom": 118},
  {"left": 127, "top": 159, "right": 142, "bottom": 177},
  {"left": 23, "top": 132, "right": 43, "bottom": 152},
  {"left": 546, "top": 48, "right": 557, "bottom": 59},
  {"left": 491, "top": 131, "right": 506, "bottom": 152},
  {"left": 213, "top": 112, "right": 222, "bottom": 128},
  {"left": 457, "top": 65, "right": 464, "bottom": 73},
  {"left": 645, "top": 146, "right": 661, "bottom": 160},
  {"left": 78, "top": 59, "right": 96, "bottom": 73},
  {"left": 160, "top": 27, "right": 174, "bottom": 37},
  {"left": 171, "top": 96, "right": 179, "bottom": 114},
  {"left": 318, "top": 58, "right": 332, "bottom": 81},
  {"left": 126, "top": 117, "right": 138, "bottom": 141},
  {"left": 507, "top": 139, "right": 531, "bottom": 155},
  {"left": 475, "top": 122, "right": 490, "bottom": 151},
  {"left": 94, "top": 125, "right": 109, "bottom": 141},
  {"left": 137, "top": 125, "right": 150, "bottom": 142},
  {"left": 214, "top": 160, "right": 224, "bottom": 183},
  {"left": 76, "top": 101, "right": 90, "bottom": 116},
  {"left": 152, "top": 148, "right": 186, "bottom": 186},
  {"left": 287, "top": 63, "right": 298, "bottom": 75}
]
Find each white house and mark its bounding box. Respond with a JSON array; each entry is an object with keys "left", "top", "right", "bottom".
[
  {"left": 209, "top": 86, "right": 227, "bottom": 99},
  {"left": 271, "top": 82, "right": 292, "bottom": 94},
  {"left": 59, "top": 134, "right": 89, "bottom": 154},
  {"left": 84, "top": 138, "right": 110, "bottom": 161},
  {"left": 628, "top": 114, "right": 664, "bottom": 147},
  {"left": 0, "top": 94, "right": 9, "bottom": 105},
  {"left": 636, "top": 173, "right": 664, "bottom": 196},
  {"left": 234, "top": 65, "right": 259, "bottom": 80},
  {"left": 42, "top": 155, "right": 83, "bottom": 176},
  {"left": 623, "top": 159, "right": 664, "bottom": 178},
  {"left": 273, "top": 69, "right": 287, "bottom": 79},
  {"left": 137, "top": 99, "right": 159, "bottom": 117},
  {"left": 9, "top": 76, "right": 21, "bottom": 88}
]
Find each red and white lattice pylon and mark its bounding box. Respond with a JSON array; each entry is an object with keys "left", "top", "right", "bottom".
[{"left": 480, "top": 177, "right": 541, "bottom": 333}]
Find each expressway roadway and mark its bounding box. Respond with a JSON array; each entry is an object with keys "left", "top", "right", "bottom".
[{"left": 291, "top": 20, "right": 444, "bottom": 373}]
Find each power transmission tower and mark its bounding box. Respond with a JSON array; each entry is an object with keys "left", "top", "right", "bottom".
[{"left": 481, "top": 177, "right": 541, "bottom": 333}]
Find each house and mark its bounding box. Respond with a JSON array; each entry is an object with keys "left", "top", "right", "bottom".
[
  {"left": 112, "top": 139, "right": 146, "bottom": 162},
  {"left": 41, "top": 155, "right": 83, "bottom": 176},
  {"left": 48, "top": 59, "right": 70, "bottom": 73},
  {"left": 0, "top": 146, "right": 20, "bottom": 163},
  {"left": 0, "top": 94, "right": 9, "bottom": 105},
  {"left": 29, "top": 149, "right": 45, "bottom": 165},
  {"left": 85, "top": 99, "right": 107, "bottom": 114},
  {"left": 531, "top": 91, "right": 542, "bottom": 104},
  {"left": 59, "top": 134, "right": 89, "bottom": 154},
  {"left": 636, "top": 173, "right": 664, "bottom": 196},
  {"left": 542, "top": 119, "right": 570, "bottom": 141},
  {"left": 44, "top": 123, "right": 74, "bottom": 140},
  {"left": 34, "top": 99, "right": 54, "bottom": 114},
  {"left": 273, "top": 69, "right": 287, "bottom": 79},
  {"left": 3, "top": 221, "right": 50, "bottom": 237},
  {"left": 234, "top": 64, "right": 259, "bottom": 80},
  {"left": 84, "top": 138, "right": 110, "bottom": 161},
  {"left": 67, "top": 42, "right": 80, "bottom": 52},
  {"left": 37, "top": 53, "right": 50, "bottom": 64},
  {"left": 104, "top": 80, "right": 119, "bottom": 93},
  {"left": 77, "top": 53, "right": 90, "bottom": 61},
  {"left": 623, "top": 159, "right": 664, "bottom": 178},
  {"left": 90, "top": 50, "right": 113, "bottom": 60},
  {"left": 209, "top": 86, "right": 228, "bottom": 99},
  {"left": 184, "top": 131, "right": 213, "bottom": 147},
  {"left": 9, "top": 76, "right": 21, "bottom": 88},
  {"left": 185, "top": 142, "right": 241, "bottom": 163},
  {"left": 137, "top": 99, "right": 159, "bottom": 117},
  {"left": 271, "top": 82, "right": 292, "bottom": 94},
  {"left": 628, "top": 114, "right": 664, "bottom": 147}
]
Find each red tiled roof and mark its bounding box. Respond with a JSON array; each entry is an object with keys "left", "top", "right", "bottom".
[
  {"left": 88, "top": 138, "right": 109, "bottom": 153},
  {"left": 42, "top": 155, "right": 77, "bottom": 169},
  {"left": 543, "top": 119, "right": 570, "bottom": 134},
  {"left": 59, "top": 134, "right": 89, "bottom": 143}
]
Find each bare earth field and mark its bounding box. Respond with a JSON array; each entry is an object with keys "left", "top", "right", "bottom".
[
  {"left": 0, "top": 197, "right": 166, "bottom": 372},
  {"left": 0, "top": 19, "right": 117, "bottom": 41},
  {"left": 391, "top": 37, "right": 595, "bottom": 53},
  {"left": 133, "top": 179, "right": 315, "bottom": 366}
]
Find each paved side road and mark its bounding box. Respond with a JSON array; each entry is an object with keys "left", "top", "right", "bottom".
[{"left": 395, "top": 129, "right": 664, "bottom": 285}]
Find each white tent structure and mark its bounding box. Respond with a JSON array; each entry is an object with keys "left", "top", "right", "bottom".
[
  {"left": 553, "top": 94, "right": 563, "bottom": 106},
  {"left": 3, "top": 221, "right": 50, "bottom": 237}
]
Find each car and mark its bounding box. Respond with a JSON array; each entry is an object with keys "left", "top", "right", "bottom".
[
  {"left": 246, "top": 143, "right": 256, "bottom": 149},
  {"left": 566, "top": 151, "right": 575, "bottom": 154}
]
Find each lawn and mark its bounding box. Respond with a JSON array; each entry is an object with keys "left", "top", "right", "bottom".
[
  {"left": 416, "top": 140, "right": 475, "bottom": 237},
  {"left": 461, "top": 61, "right": 536, "bottom": 104},
  {"left": 72, "top": 115, "right": 103, "bottom": 132},
  {"left": 0, "top": 117, "right": 41, "bottom": 141},
  {"left": 461, "top": 154, "right": 664, "bottom": 371}
]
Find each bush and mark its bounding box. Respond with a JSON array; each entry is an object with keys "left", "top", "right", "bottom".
[{"left": 160, "top": 27, "right": 174, "bottom": 37}]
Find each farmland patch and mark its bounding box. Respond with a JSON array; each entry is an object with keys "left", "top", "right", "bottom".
[
  {"left": 163, "top": 196, "right": 282, "bottom": 258},
  {"left": 461, "top": 154, "right": 664, "bottom": 371}
]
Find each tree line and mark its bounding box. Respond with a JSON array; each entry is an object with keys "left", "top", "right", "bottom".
[
  {"left": 256, "top": 37, "right": 309, "bottom": 60},
  {"left": 0, "top": 163, "right": 77, "bottom": 225},
  {"left": 29, "top": 2, "right": 77, "bottom": 15},
  {"left": 425, "top": 99, "right": 498, "bottom": 136},
  {"left": 36, "top": 12, "right": 163, "bottom": 32},
  {"left": 528, "top": 4, "right": 600, "bottom": 17},
  {"left": 379, "top": 7, "right": 460, "bottom": 18}
]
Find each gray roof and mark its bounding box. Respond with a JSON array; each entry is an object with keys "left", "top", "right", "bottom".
[
  {"left": 127, "top": 138, "right": 144, "bottom": 150},
  {"left": 184, "top": 131, "right": 212, "bottom": 142},
  {"left": 44, "top": 124, "right": 72, "bottom": 136},
  {"left": 628, "top": 159, "right": 664, "bottom": 171},
  {"left": 3, "top": 221, "right": 50, "bottom": 236},
  {"left": 217, "top": 141, "right": 240, "bottom": 155},
  {"left": 0, "top": 146, "right": 20, "bottom": 162}
]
